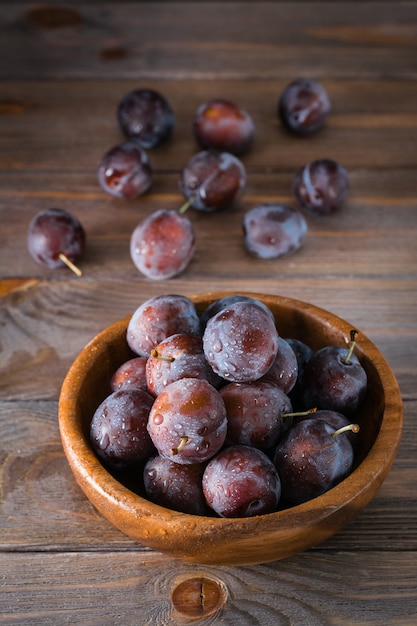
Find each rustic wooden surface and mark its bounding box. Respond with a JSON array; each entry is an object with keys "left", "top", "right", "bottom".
[{"left": 1, "top": 2, "right": 416, "bottom": 624}]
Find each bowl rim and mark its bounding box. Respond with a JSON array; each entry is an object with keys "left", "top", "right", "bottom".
[{"left": 58, "top": 291, "right": 403, "bottom": 563}]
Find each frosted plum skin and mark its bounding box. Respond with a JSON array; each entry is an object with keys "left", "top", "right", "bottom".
[
  {"left": 130, "top": 209, "right": 195, "bottom": 280},
  {"left": 243, "top": 203, "right": 308, "bottom": 259},
  {"left": 300, "top": 345, "right": 367, "bottom": 415},
  {"left": 202, "top": 445, "right": 281, "bottom": 517},
  {"left": 147, "top": 377, "right": 227, "bottom": 465},
  {"left": 89, "top": 389, "right": 155, "bottom": 469},
  {"left": 202, "top": 301, "right": 279, "bottom": 383}
]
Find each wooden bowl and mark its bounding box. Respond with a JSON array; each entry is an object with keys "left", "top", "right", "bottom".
[{"left": 58, "top": 292, "right": 403, "bottom": 566}]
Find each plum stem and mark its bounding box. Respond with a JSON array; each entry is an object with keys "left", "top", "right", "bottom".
[
  {"left": 171, "top": 436, "right": 190, "bottom": 455},
  {"left": 178, "top": 195, "right": 196, "bottom": 214},
  {"left": 151, "top": 349, "right": 175, "bottom": 363},
  {"left": 58, "top": 252, "right": 82, "bottom": 276},
  {"left": 332, "top": 423, "right": 360, "bottom": 438},
  {"left": 342, "top": 329, "right": 358, "bottom": 364},
  {"left": 283, "top": 407, "right": 317, "bottom": 419}
]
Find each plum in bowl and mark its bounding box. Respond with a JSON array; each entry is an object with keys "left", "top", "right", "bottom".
[{"left": 58, "top": 292, "right": 402, "bottom": 566}]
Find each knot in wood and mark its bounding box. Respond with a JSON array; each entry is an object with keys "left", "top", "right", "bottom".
[{"left": 171, "top": 576, "right": 227, "bottom": 620}]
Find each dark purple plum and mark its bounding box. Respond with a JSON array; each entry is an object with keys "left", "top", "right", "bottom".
[
  {"left": 278, "top": 78, "right": 331, "bottom": 135},
  {"left": 202, "top": 445, "right": 281, "bottom": 517},
  {"left": 27, "top": 208, "right": 85, "bottom": 275},
  {"left": 300, "top": 332, "right": 367, "bottom": 415},
  {"left": 285, "top": 338, "right": 315, "bottom": 409},
  {"left": 117, "top": 88, "right": 174, "bottom": 148},
  {"left": 260, "top": 337, "right": 298, "bottom": 394},
  {"left": 285, "top": 338, "right": 314, "bottom": 374},
  {"left": 220, "top": 380, "right": 292, "bottom": 450},
  {"left": 90, "top": 389, "right": 155, "bottom": 469},
  {"left": 274, "top": 417, "right": 359, "bottom": 504},
  {"left": 97, "top": 142, "right": 152, "bottom": 199},
  {"left": 143, "top": 455, "right": 209, "bottom": 515},
  {"left": 294, "top": 409, "right": 359, "bottom": 446},
  {"left": 292, "top": 158, "right": 349, "bottom": 216},
  {"left": 193, "top": 98, "right": 255, "bottom": 155},
  {"left": 179, "top": 150, "right": 246, "bottom": 212},
  {"left": 273, "top": 417, "right": 358, "bottom": 504}
]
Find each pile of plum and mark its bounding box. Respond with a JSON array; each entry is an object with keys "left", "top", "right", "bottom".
[
  {"left": 27, "top": 79, "right": 349, "bottom": 278},
  {"left": 89, "top": 294, "right": 367, "bottom": 518}
]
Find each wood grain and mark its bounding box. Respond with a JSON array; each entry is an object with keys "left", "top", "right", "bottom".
[
  {"left": 1, "top": 0, "right": 417, "bottom": 622},
  {"left": 1, "top": 2, "right": 417, "bottom": 80},
  {"left": 1, "top": 80, "right": 417, "bottom": 171},
  {"left": 1, "top": 551, "right": 417, "bottom": 625}
]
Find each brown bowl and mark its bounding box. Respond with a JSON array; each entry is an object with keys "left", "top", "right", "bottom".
[{"left": 58, "top": 292, "right": 403, "bottom": 566}]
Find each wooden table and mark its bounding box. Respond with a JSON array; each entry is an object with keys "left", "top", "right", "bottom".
[{"left": 1, "top": 2, "right": 416, "bottom": 623}]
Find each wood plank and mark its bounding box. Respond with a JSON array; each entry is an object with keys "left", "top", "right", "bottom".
[
  {"left": 1, "top": 550, "right": 417, "bottom": 624},
  {"left": 1, "top": 80, "right": 417, "bottom": 171},
  {"left": 1, "top": 170, "right": 417, "bottom": 279},
  {"left": 1, "top": 3, "right": 417, "bottom": 80},
  {"left": 2, "top": 208, "right": 417, "bottom": 280}
]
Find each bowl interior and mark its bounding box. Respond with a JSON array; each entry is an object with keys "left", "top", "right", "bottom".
[{"left": 59, "top": 292, "right": 403, "bottom": 565}]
